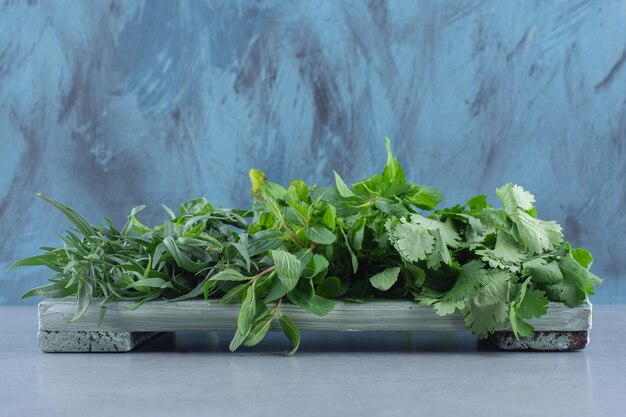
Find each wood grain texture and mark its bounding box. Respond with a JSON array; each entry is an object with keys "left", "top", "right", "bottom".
[{"left": 38, "top": 299, "right": 592, "bottom": 333}]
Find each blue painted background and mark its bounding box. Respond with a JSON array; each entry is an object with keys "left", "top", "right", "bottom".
[{"left": 1, "top": 0, "right": 625, "bottom": 303}]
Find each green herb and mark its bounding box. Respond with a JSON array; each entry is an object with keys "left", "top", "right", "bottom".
[{"left": 10, "top": 139, "right": 601, "bottom": 354}]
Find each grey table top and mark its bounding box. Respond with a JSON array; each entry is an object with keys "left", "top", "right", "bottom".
[{"left": 1, "top": 305, "right": 624, "bottom": 417}]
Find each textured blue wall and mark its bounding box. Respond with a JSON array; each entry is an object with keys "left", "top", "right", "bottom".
[{"left": 1, "top": 0, "right": 625, "bottom": 303}]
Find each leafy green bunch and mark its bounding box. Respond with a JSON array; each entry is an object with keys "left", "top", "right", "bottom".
[{"left": 11, "top": 139, "right": 601, "bottom": 354}]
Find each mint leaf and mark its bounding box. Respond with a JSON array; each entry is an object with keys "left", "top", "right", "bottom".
[
  {"left": 279, "top": 315, "right": 301, "bottom": 356},
  {"left": 467, "top": 194, "right": 489, "bottom": 210},
  {"left": 249, "top": 169, "right": 266, "bottom": 201},
  {"left": 369, "top": 267, "right": 401, "bottom": 291},
  {"left": 381, "top": 137, "right": 407, "bottom": 195},
  {"left": 306, "top": 226, "right": 337, "bottom": 245},
  {"left": 406, "top": 185, "right": 444, "bottom": 210},
  {"left": 303, "top": 254, "right": 329, "bottom": 279},
  {"left": 244, "top": 317, "right": 273, "bottom": 347},
  {"left": 270, "top": 250, "right": 302, "bottom": 291},
  {"left": 286, "top": 288, "right": 336, "bottom": 316},
  {"left": 334, "top": 171, "right": 355, "bottom": 197},
  {"left": 229, "top": 329, "right": 249, "bottom": 352},
  {"left": 237, "top": 285, "right": 256, "bottom": 334},
  {"left": 316, "top": 276, "right": 347, "bottom": 298},
  {"left": 219, "top": 283, "right": 248, "bottom": 304},
  {"left": 264, "top": 278, "right": 289, "bottom": 302},
  {"left": 322, "top": 205, "right": 336, "bottom": 231},
  {"left": 289, "top": 179, "right": 309, "bottom": 202},
  {"left": 209, "top": 269, "right": 250, "bottom": 282}
]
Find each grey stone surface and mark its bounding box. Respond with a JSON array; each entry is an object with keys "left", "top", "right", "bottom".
[
  {"left": 1, "top": 305, "right": 625, "bottom": 417},
  {"left": 491, "top": 331, "right": 589, "bottom": 351},
  {"left": 37, "top": 330, "right": 157, "bottom": 353}
]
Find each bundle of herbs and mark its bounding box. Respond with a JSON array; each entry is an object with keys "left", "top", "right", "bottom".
[{"left": 11, "top": 140, "right": 601, "bottom": 354}]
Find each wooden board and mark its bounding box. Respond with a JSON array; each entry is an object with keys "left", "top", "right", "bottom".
[{"left": 37, "top": 298, "right": 592, "bottom": 352}]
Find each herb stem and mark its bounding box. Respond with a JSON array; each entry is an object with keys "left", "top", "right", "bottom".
[
  {"left": 280, "top": 219, "right": 306, "bottom": 248},
  {"left": 252, "top": 265, "right": 277, "bottom": 282}
]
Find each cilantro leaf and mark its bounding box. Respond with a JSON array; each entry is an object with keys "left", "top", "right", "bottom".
[
  {"left": 508, "top": 211, "right": 563, "bottom": 254},
  {"left": 426, "top": 229, "right": 452, "bottom": 270},
  {"left": 496, "top": 183, "right": 535, "bottom": 212},
  {"left": 557, "top": 253, "right": 602, "bottom": 297},
  {"left": 508, "top": 278, "right": 548, "bottom": 338},
  {"left": 463, "top": 270, "right": 511, "bottom": 338},
  {"left": 432, "top": 260, "right": 487, "bottom": 315},
  {"left": 571, "top": 247, "right": 593, "bottom": 269},
  {"left": 409, "top": 214, "right": 461, "bottom": 248},
  {"left": 495, "top": 183, "right": 563, "bottom": 253},
  {"left": 517, "top": 288, "right": 549, "bottom": 319},
  {"left": 523, "top": 259, "right": 563, "bottom": 285},
  {"left": 387, "top": 218, "right": 435, "bottom": 262},
  {"left": 475, "top": 230, "right": 526, "bottom": 272}
]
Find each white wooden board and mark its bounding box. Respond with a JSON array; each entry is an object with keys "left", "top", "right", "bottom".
[{"left": 37, "top": 298, "right": 592, "bottom": 352}]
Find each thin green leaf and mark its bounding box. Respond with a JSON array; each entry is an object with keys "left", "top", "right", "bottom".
[
  {"left": 334, "top": 171, "right": 355, "bottom": 197},
  {"left": 243, "top": 317, "right": 273, "bottom": 347},
  {"left": 237, "top": 285, "right": 256, "bottom": 335},
  {"left": 37, "top": 194, "right": 96, "bottom": 238},
  {"left": 279, "top": 315, "right": 300, "bottom": 356},
  {"left": 68, "top": 280, "right": 93, "bottom": 322},
  {"left": 209, "top": 269, "right": 250, "bottom": 282},
  {"left": 270, "top": 250, "right": 302, "bottom": 291},
  {"left": 369, "top": 267, "right": 401, "bottom": 291},
  {"left": 306, "top": 226, "right": 337, "bottom": 245}
]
